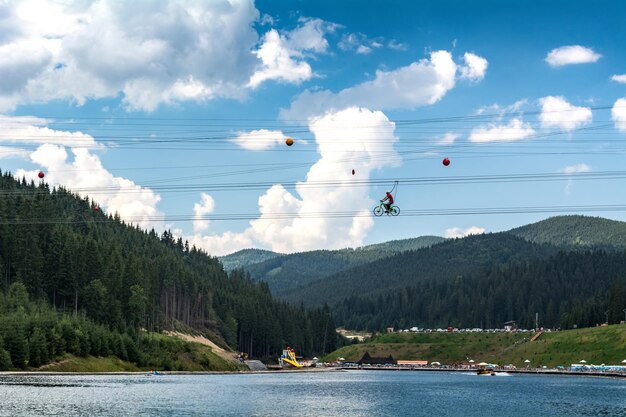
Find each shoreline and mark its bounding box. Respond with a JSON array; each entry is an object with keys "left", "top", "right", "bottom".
[
  {"left": 0, "top": 367, "right": 341, "bottom": 376},
  {"left": 338, "top": 366, "right": 626, "bottom": 379},
  {"left": 2, "top": 367, "right": 626, "bottom": 379}
]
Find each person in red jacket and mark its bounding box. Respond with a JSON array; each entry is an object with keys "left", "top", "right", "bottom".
[{"left": 381, "top": 191, "right": 394, "bottom": 213}]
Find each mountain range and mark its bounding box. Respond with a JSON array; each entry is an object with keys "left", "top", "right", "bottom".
[{"left": 220, "top": 215, "right": 626, "bottom": 331}]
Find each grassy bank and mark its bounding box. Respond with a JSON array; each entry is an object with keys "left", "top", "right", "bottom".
[
  {"left": 36, "top": 355, "right": 141, "bottom": 372},
  {"left": 324, "top": 325, "right": 626, "bottom": 368},
  {"left": 24, "top": 332, "right": 246, "bottom": 373}
]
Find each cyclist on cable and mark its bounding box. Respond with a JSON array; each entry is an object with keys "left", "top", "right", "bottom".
[{"left": 381, "top": 191, "right": 394, "bottom": 213}]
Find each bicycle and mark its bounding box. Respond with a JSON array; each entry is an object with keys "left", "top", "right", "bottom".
[{"left": 373, "top": 201, "right": 400, "bottom": 216}]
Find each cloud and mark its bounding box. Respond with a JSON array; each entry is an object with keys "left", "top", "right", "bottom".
[
  {"left": 468, "top": 118, "right": 535, "bottom": 143},
  {"left": 15, "top": 144, "right": 163, "bottom": 230},
  {"left": 459, "top": 52, "right": 488, "bottom": 83},
  {"left": 388, "top": 39, "right": 408, "bottom": 51},
  {"left": 561, "top": 163, "right": 590, "bottom": 174},
  {"left": 612, "top": 98, "right": 626, "bottom": 132},
  {"left": 0, "top": 146, "right": 29, "bottom": 159},
  {"left": 561, "top": 163, "right": 590, "bottom": 195},
  {"left": 445, "top": 226, "right": 485, "bottom": 238},
  {"left": 287, "top": 17, "right": 337, "bottom": 53},
  {"left": 475, "top": 100, "right": 528, "bottom": 117},
  {"left": 545, "top": 45, "right": 601, "bottom": 67},
  {"left": 193, "top": 193, "right": 215, "bottom": 233},
  {"left": 0, "top": 115, "right": 101, "bottom": 149},
  {"left": 187, "top": 107, "right": 400, "bottom": 255},
  {"left": 6, "top": 115, "right": 163, "bottom": 230},
  {"left": 338, "top": 32, "right": 383, "bottom": 55},
  {"left": 231, "top": 129, "right": 287, "bottom": 150},
  {"left": 611, "top": 74, "right": 626, "bottom": 84},
  {"left": 436, "top": 133, "right": 460, "bottom": 145},
  {"left": 248, "top": 17, "right": 337, "bottom": 88},
  {"left": 0, "top": 2, "right": 337, "bottom": 112},
  {"left": 283, "top": 50, "right": 486, "bottom": 120},
  {"left": 187, "top": 231, "right": 255, "bottom": 258},
  {"left": 539, "top": 96, "right": 592, "bottom": 132},
  {"left": 248, "top": 29, "right": 314, "bottom": 88}
]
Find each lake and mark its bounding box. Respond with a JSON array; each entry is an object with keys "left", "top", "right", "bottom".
[{"left": 1, "top": 370, "right": 625, "bottom": 416}]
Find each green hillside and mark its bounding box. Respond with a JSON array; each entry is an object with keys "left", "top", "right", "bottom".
[
  {"left": 0, "top": 171, "right": 339, "bottom": 371},
  {"left": 358, "top": 236, "right": 446, "bottom": 253},
  {"left": 282, "top": 231, "right": 626, "bottom": 332},
  {"left": 508, "top": 215, "right": 626, "bottom": 248},
  {"left": 325, "top": 325, "right": 626, "bottom": 368},
  {"left": 219, "top": 248, "right": 283, "bottom": 271},
  {"left": 241, "top": 236, "right": 446, "bottom": 295},
  {"left": 281, "top": 232, "right": 556, "bottom": 308}
]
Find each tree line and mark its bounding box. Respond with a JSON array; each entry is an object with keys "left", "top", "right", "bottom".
[
  {"left": 0, "top": 171, "right": 339, "bottom": 369},
  {"left": 332, "top": 250, "right": 626, "bottom": 331}
]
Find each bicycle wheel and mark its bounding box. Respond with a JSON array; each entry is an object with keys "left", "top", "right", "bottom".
[
  {"left": 373, "top": 206, "right": 384, "bottom": 216},
  {"left": 390, "top": 206, "right": 400, "bottom": 216}
]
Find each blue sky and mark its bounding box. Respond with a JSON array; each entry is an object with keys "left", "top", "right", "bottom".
[{"left": 1, "top": 0, "right": 625, "bottom": 255}]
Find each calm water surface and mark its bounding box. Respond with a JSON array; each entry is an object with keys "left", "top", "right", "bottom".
[{"left": 0, "top": 370, "right": 625, "bottom": 416}]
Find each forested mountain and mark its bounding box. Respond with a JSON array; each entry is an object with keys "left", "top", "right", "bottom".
[
  {"left": 0, "top": 171, "right": 338, "bottom": 370},
  {"left": 281, "top": 233, "right": 556, "bottom": 307},
  {"left": 332, "top": 250, "right": 626, "bottom": 331},
  {"left": 219, "top": 248, "right": 282, "bottom": 272},
  {"left": 230, "top": 236, "right": 445, "bottom": 295},
  {"left": 508, "top": 215, "right": 626, "bottom": 249}
]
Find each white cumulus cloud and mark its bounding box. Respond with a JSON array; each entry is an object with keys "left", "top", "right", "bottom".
[
  {"left": 545, "top": 45, "right": 601, "bottom": 67},
  {"left": 539, "top": 96, "right": 592, "bottom": 132},
  {"left": 459, "top": 52, "right": 488, "bottom": 82},
  {"left": 5, "top": 115, "right": 164, "bottom": 231},
  {"left": 193, "top": 193, "right": 215, "bottom": 233},
  {"left": 0, "top": 115, "right": 101, "bottom": 149},
  {"left": 248, "top": 30, "right": 313, "bottom": 88},
  {"left": 187, "top": 107, "right": 401, "bottom": 255},
  {"left": 468, "top": 118, "right": 535, "bottom": 143},
  {"left": 561, "top": 163, "right": 590, "bottom": 174},
  {"left": 445, "top": 226, "right": 485, "bottom": 239},
  {"left": 0, "top": 2, "right": 335, "bottom": 112},
  {"left": 248, "top": 17, "right": 336, "bottom": 88},
  {"left": 612, "top": 98, "right": 626, "bottom": 131},
  {"left": 283, "top": 50, "right": 486, "bottom": 120},
  {"left": 16, "top": 144, "right": 163, "bottom": 231},
  {"left": 231, "top": 129, "right": 288, "bottom": 150},
  {"left": 436, "top": 133, "right": 460, "bottom": 145},
  {"left": 611, "top": 74, "right": 626, "bottom": 84}
]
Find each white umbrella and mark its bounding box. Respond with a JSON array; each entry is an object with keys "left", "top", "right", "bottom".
[
  {"left": 478, "top": 362, "right": 489, "bottom": 366},
  {"left": 622, "top": 359, "right": 626, "bottom": 363},
  {"left": 579, "top": 359, "right": 586, "bottom": 363},
  {"left": 524, "top": 360, "right": 531, "bottom": 363},
  {"left": 431, "top": 361, "right": 441, "bottom": 366},
  {"left": 468, "top": 359, "right": 475, "bottom": 363}
]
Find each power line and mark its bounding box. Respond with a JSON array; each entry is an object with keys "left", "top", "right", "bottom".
[
  {"left": 3, "top": 203, "right": 626, "bottom": 225},
  {"left": 2, "top": 170, "right": 624, "bottom": 196}
]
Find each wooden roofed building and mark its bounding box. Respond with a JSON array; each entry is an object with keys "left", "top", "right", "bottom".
[{"left": 357, "top": 351, "right": 396, "bottom": 365}]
